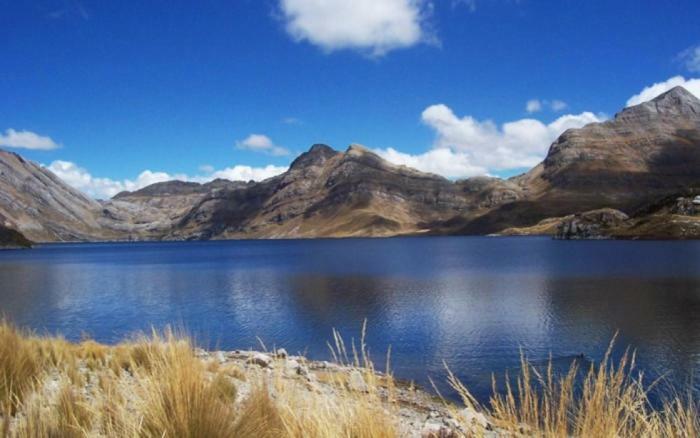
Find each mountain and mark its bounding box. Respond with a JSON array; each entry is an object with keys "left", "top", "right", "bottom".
[
  {"left": 0, "top": 144, "right": 520, "bottom": 241},
  {"left": 117, "top": 144, "right": 522, "bottom": 240},
  {"left": 457, "top": 86, "right": 700, "bottom": 234},
  {"left": 0, "top": 149, "right": 202, "bottom": 242},
  {"left": 1, "top": 86, "right": 699, "bottom": 242},
  {"left": 0, "top": 149, "right": 110, "bottom": 241}
]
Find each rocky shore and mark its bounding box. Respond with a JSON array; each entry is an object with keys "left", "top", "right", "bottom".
[
  {"left": 0, "top": 322, "right": 496, "bottom": 437},
  {"left": 193, "top": 348, "right": 492, "bottom": 438}
]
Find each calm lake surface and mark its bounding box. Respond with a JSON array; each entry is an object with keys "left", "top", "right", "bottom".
[{"left": 1, "top": 237, "right": 699, "bottom": 401}]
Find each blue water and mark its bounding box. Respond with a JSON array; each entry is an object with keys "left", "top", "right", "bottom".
[{"left": 1, "top": 237, "right": 699, "bottom": 402}]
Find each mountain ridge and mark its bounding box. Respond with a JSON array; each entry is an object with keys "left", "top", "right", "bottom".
[
  {"left": 1, "top": 86, "right": 699, "bottom": 242},
  {"left": 454, "top": 86, "right": 700, "bottom": 234}
]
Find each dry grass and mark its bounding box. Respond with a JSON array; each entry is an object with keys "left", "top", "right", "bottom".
[
  {"left": 0, "top": 321, "right": 43, "bottom": 413},
  {"left": 134, "top": 331, "right": 240, "bottom": 438},
  {"left": 0, "top": 318, "right": 696, "bottom": 438},
  {"left": 448, "top": 338, "right": 699, "bottom": 437},
  {"left": 0, "top": 320, "right": 399, "bottom": 438},
  {"left": 232, "top": 386, "right": 285, "bottom": 437}
]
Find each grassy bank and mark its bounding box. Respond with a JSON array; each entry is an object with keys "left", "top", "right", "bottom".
[{"left": 0, "top": 320, "right": 697, "bottom": 437}]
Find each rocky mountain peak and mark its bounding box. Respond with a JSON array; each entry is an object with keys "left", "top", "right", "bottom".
[
  {"left": 308, "top": 143, "right": 335, "bottom": 154},
  {"left": 616, "top": 86, "right": 700, "bottom": 121},
  {"left": 346, "top": 144, "right": 371, "bottom": 155},
  {"left": 289, "top": 144, "right": 339, "bottom": 170}
]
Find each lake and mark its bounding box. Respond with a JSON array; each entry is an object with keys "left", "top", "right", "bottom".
[{"left": 0, "top": 237, "right": 698, "bottom": 402}]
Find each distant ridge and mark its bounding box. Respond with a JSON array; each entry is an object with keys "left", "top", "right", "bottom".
[{"left": 0, "top": 87, "right": 699, "bottom": 241}]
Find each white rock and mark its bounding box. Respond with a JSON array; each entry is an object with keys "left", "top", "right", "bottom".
[
  {"left": 421, "top": 420, "right": 454, "bottom": 438},
  {"left": 284, "top": 359, "right": 301, "bottom": 377},
  {"left": 275, "top": 348, "right": 288, "bottom": 358},
  {"left": 348, "top": 370, "right": 368, "bottom": 392},
  {"left": 250, "top": 352, "right": 273, "bottom": 368},
  {"left": 214, "top": 351, "right": 226, "bottom": 363},
  {"left": 297, "top": 364, "right": 310, "bottom": 377},
  {"left": 460, "top": 408, "right": 489, "bottom": 429}
]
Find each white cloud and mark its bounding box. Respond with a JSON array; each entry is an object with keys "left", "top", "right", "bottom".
[
  {"left": 550, "top": 99, "right": 568, "bottom": 111},
  {"left": 678, "top": 45, "right": 700, "bottom": 73},
  {"left": 198, "top": 164, "right": 215, "bottom": 174},
  {"left": 236, "top": 134, "right": 289, "bottom": 156},
  {"left": 279, "top": 0, "right": 431, "bottom": 56},
  {"left": 418, "top": 104, "right": 602, "bottom": 173},
  {"left": 282, "top": 117, "right": 302, "bottom": 125},
  {"left": 47, "top": 160, "right": 287, "bottom": 199},
  {"left": 0, "top": 129, "right": 59, "bottom": 150},
  {"left": 374, "top": 147, "right": 487, "bottom": 178},
  {"left": 374, "top": 106, "right": 602, "bottom": 179},
  {"left": 207, "top": 165, "right": 288, "bottom": 182},
  {"left": 526, "top": 99, "right": 567, "bottom": 113},
  {"left": 525, "top": 99, "right": 542, "bottom": 113},
  {"left": 626, "top": 76, "right": 700, "bottom": 106}
]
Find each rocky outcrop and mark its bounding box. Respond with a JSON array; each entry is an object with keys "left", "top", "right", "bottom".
[
  {"left": 609, "top": 194, "right": 700, "bottom": 239},
  {"left": 511, "top": 195, "right": 700, "bottom": 240},
  {"left": 669, "top": 197, "right": 699, "bottom": 216},
  {"left": 554, "top": 209, "right": 629, "bottom": 240}
]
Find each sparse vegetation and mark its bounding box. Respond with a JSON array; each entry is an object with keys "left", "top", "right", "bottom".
[
  {"left": 0, "top": 319, "right": 696, "bottom": 437},
  {"left": 447, "top": 339, "right": 699, "bottom": 437}
]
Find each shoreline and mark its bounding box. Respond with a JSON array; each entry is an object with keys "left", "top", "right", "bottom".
[
  {"left": 192, "top": 347, "right": 487, "bottom": 437},
  {"left": 1, "top": 321, "right": 696, "bottom": 437},
  {"left": 0, "top": 323, "right": 491, "bottom": 437}
]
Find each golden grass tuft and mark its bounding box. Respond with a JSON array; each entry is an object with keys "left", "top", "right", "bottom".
[
  {"left": 269, "top": 320, "right": 398, "bottom": 438},
  {"left": 211, "top": 373, "right": 238, "bottom": 402},
  {"left": 221, "top": 363, "right": 247, "bottom": 381},
  {"left": 232, "top": 385, "right": 285, "bottom": 437},
  {"left": 448, "top": 338, "right": 700, "bottom": 437},
  {"left": 11, "top": 384, "right": 93, "bottom": 438},
  {"left": 0, "top": 320, "right": 43, "bottom": 412},
  {"left": 130, "top": 331, "right": 239, "bottom": 438},
  {"left": 54, "top": 384, "right": 94, "bottom": 437}
]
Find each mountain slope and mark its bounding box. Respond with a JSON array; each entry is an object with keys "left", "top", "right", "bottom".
[
  {"left": 458, "top": 86, "right": 700, "bottom": 234},
  {"left": 0, "top": 150, "right": 109, "bottom": 241},
  {"left": 157, "top": 144, "right": 522, "bottom": 239}
]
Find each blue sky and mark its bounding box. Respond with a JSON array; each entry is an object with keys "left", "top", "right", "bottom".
[{"left": 1, "top": 0, "right": 700, "bottom": 198}]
